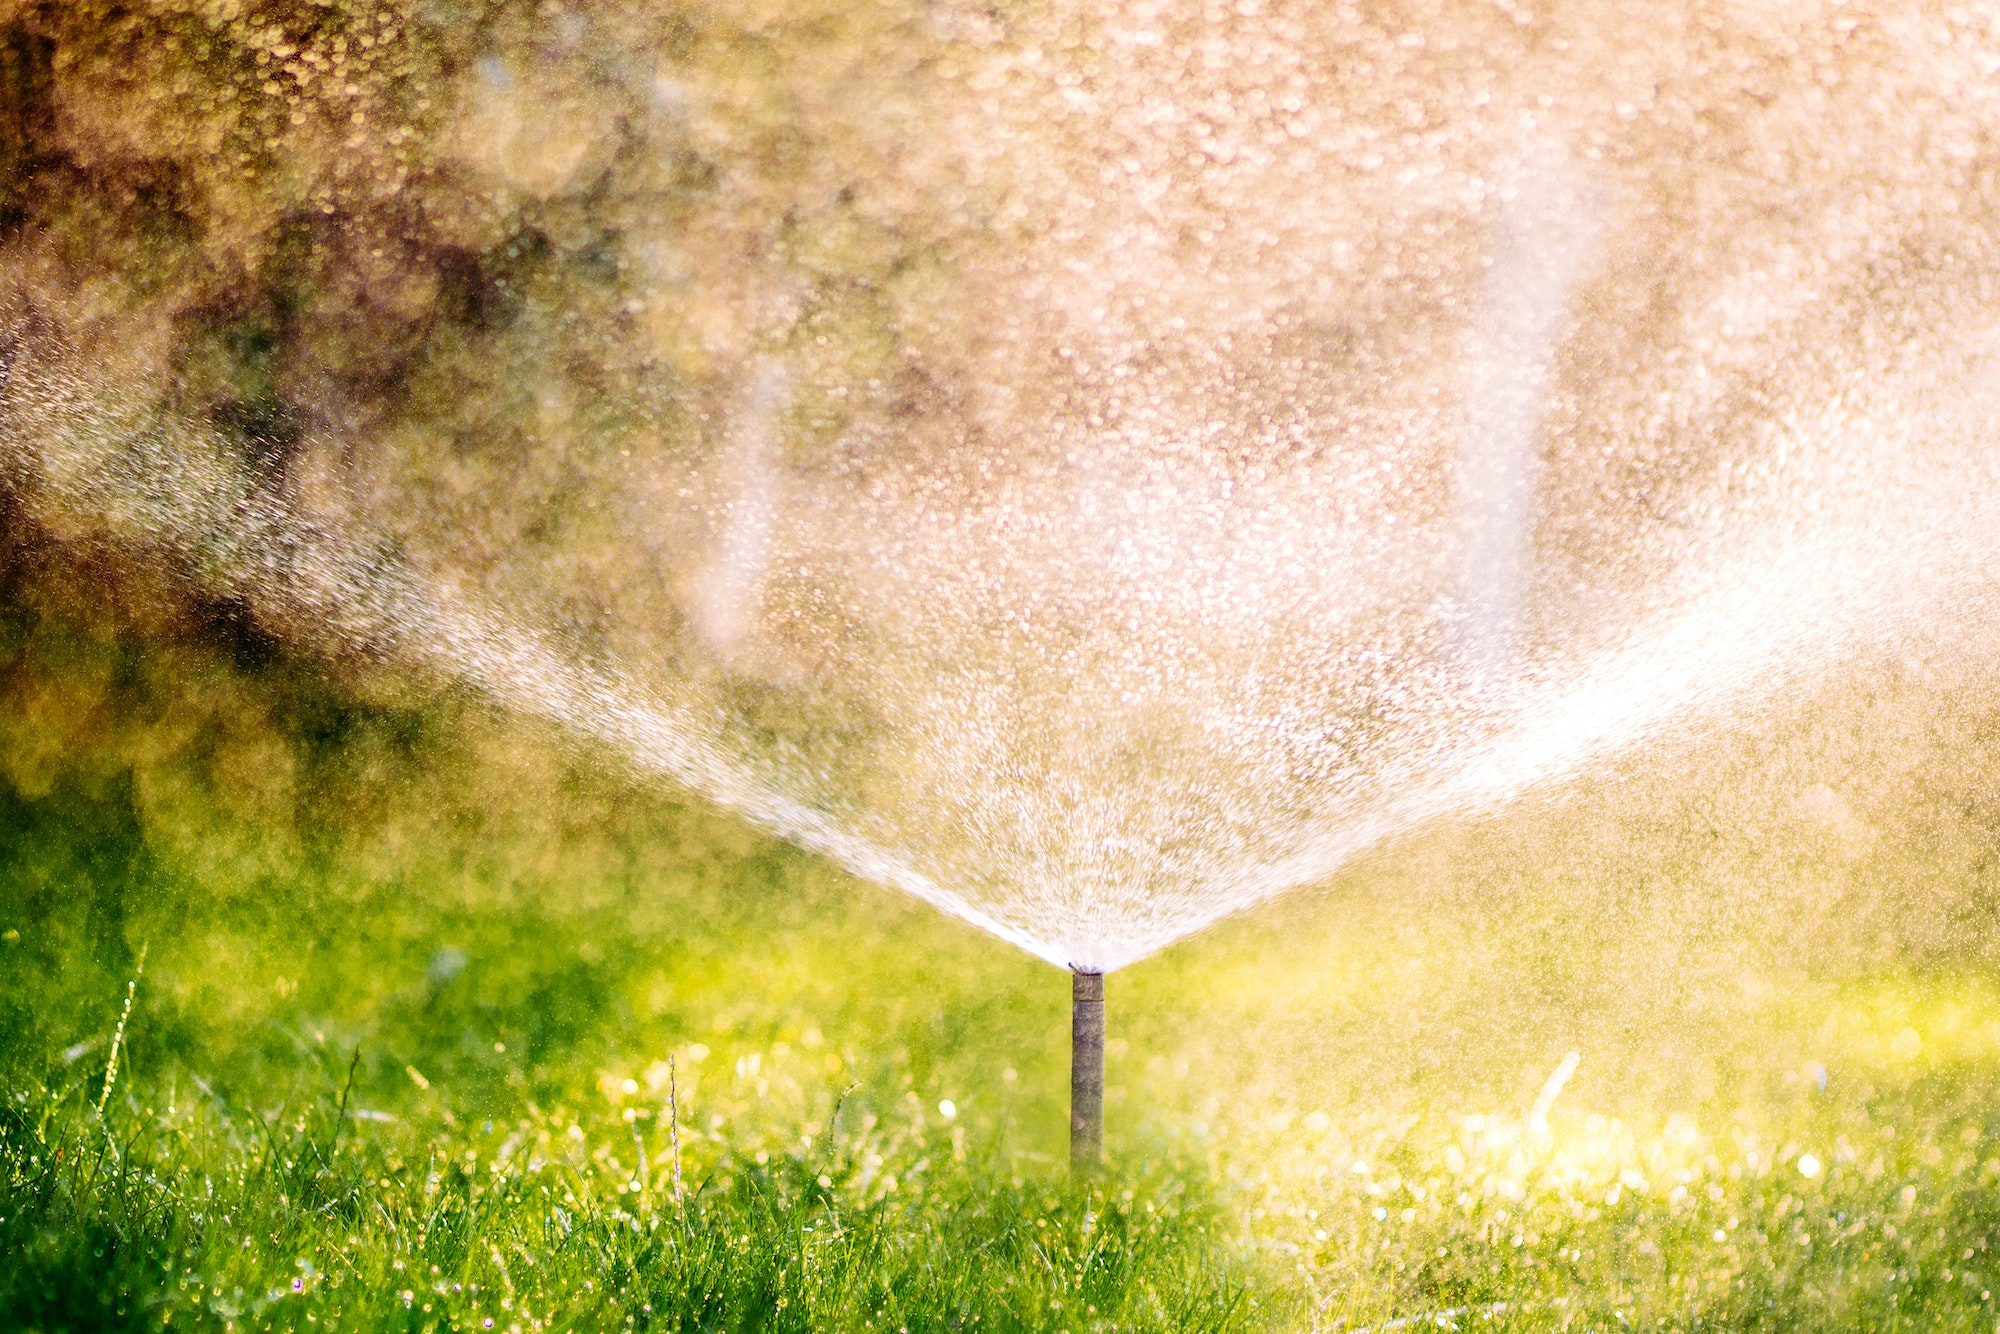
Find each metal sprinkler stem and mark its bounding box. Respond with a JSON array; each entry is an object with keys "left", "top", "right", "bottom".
[{"left": 1071, "top": 969, "right": 1104, "bottom": 1171}]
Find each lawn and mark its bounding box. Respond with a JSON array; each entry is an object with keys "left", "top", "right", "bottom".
[{"left": 7, "top": 510, "right": 2000, "bottom": 1334}]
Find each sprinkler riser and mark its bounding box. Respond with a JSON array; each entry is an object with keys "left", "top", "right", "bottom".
[{"left": 1071, "top": 970, "right": 1104, "bottom": 1171}]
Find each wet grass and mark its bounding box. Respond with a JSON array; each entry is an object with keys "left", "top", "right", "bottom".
[
  {"left": 2, "top": 1062, "right": 1251, "bottom": 1333},
  {"left": 11, "top": 910, "right": 2000, "bottom": 1334}
]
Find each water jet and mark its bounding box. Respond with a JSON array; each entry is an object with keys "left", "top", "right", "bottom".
[{"left": 1070, "top": 969, "right": 1104, "bottom": 1171}]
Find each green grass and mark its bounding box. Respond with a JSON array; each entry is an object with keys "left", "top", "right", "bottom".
[
  {"left": 3, "top": 1063, "right": 1251, "bottom": 1333},
  {"left": 7, "top": 544, "right": 2000, "bottom": 1334}
]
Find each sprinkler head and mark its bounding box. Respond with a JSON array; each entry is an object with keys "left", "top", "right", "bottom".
[{"left": 1071, "top": 969, "right": 1104, "bottom": 1172}]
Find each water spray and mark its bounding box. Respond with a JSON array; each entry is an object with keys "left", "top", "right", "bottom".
[
  {"left": 10, "top": 2, "right": 2000, "bottom": 1213},
  {"left": 1070, "top": 969, "right": 1104, "bottom": 1171}
]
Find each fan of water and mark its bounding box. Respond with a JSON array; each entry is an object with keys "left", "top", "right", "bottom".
[{"left": 5, "top": 0, "right": 2000, "bottom": 973}]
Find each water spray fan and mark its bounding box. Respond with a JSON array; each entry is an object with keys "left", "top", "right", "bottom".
[{"left": 7, "top": 0, "right": 2000, "bottom": 1180}]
